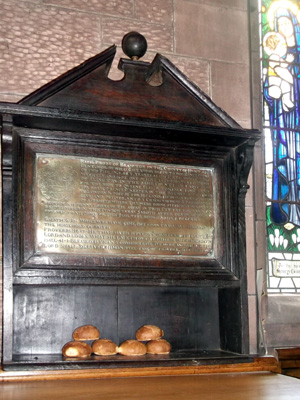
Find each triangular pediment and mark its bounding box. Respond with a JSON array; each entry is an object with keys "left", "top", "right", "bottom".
[{"left": 19, "top": 45, "right": 240, "bottom": 129}]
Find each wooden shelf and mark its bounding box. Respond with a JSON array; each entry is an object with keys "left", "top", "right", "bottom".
[
  {"left": 3, "top": 350, "right": 253, "bottom": 372},
  {"left": 1, "top": 357, "right": 279, "bottom": 382}
]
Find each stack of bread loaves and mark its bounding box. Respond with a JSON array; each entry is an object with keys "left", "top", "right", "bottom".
[
  {"left": 118, "top": 325, "right": 172, "bottom": 356},
  {"left": 62, "top": 325, "right": 118, "bottom": 358},
  {"left": 62, "top": 324, "right": 171, "bottom": 358}
]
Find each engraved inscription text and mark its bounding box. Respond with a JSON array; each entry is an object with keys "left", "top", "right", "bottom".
[{"left": 36, "top": 155, "right": 215, "bottom": 257}]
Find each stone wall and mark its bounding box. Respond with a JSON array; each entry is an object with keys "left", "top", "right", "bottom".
[
  {"left": 0, "top": 0, "right": 260, "bottom": 354},
  {"left": 0, "top": 0, "right": 252, "bottom": 125}
]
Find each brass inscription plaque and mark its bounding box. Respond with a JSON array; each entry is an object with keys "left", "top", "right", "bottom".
[{"left": 35, "top": 155, "right": 215, "bottom": 257}]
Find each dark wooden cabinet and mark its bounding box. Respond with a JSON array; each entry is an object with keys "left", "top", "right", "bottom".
[{"left": 1, "top": 38, "right": 260, "bottom": 372}]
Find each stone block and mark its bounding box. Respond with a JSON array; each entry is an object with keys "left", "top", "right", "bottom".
[
  {"left": 262, "top": 295, "right": 300, "bottom": 347},
  {"left": 246, "top": 206, "right": 257, "bottom": 295},
  {"left": 42, "top": 0, "right": 134, "bottom": 17},
  {"left": 166, "top": 54, "right": 210, "bottom": 94},
  {"left": 264, "top": 295, "right": 300, "bottom": 324},
  {"left": 135, "top": 0, "right": 173, "bottom": 25},
  {"left": 174, "top": 1, "right": 249, "bottom": 64},
  {"left": 182, "top": 0, "right": 247, "bottom": 10},
  {"left": 252, "top": 96, "right": 263, "bottom": 131},
  {"left": 251, "top": 51, "right": 262, "bottom": 107},
  {"left": 0, "top": 1, "right": 101, "bottom": 97},
  {"left": 211, "top": 61, "right": 251, "bottom": 124},
  {"left": 253, "top": 142, "right": 266, "bottom": 221},
  {"left": 0, "top": 93, "right": 24, "bottom": 102},
  {"left": 248, "top": 295, "right": 258, "bottom": 353},
  {"left": 237, "top": 119, "right": 252, "bottom": 129},
  {"left": 249, "top": 0, "right": 260, "bottom": 52},
  {"left": 255, "top": 219, "right": 267, "bottom": 271}
]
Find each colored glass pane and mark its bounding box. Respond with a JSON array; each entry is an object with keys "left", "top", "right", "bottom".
[{"left": 261, "top": 0, "right": 300, "bottom": 292}]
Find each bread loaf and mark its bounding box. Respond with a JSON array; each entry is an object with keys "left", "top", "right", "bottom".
[
  {"left": 72, "top": 325, "right": 100, "bottom": 341},
  {"left": 118, "top": 340, "right": 147, "bottom": 356},
  {"left": 135, "top": 325, "right": 164, "bottom": 341},
  {"left": 62, "top": 341, "right": 92, "bottom": 358},
  {"left": 146, "top": 339, "right": 172, "bottom": 354},
  {"left": 92, "top": 339, "right": 118, "bottom": 356}
]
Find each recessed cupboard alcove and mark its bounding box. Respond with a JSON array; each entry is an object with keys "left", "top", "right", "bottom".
[{"left": 1, "top": 33, "right": 260, "bottom": 371}]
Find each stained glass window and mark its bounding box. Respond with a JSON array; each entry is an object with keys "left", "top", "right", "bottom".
[{"left": 261, "top": 0, "right": 300, "bottom": 293}]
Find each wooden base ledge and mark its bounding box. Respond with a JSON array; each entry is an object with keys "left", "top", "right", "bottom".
[
  {"left": 0, "top": 357, "right": 279, "bottom": 382},
  {"left": 276, "top": 347, "right": 300, "bottom": 379}
]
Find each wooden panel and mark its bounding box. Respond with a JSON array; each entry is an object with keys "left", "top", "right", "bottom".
[
  {"left": 13, "top": 286, "right": 118, "bottom": 354},
  {"left": 219, "top": 287, "right": 244, "bottom": 354},
  {"left": 13, "top": 127, "right": 236, "bottom": 287},
  {"left": 277, "top": 347, "right": 300, "bottom": 360},
  {"left": 118, "top": 287, "right": 220, "bottom": 350},
  {"left": 38, "top": 62, "right": 225, "bottom": 126},
  {"left": 12, "top": 286, "right": 220, "bottom": 355}
]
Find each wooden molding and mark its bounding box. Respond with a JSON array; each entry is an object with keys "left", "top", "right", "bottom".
[{"left": 0, "top": 357, "right": 279, "bottom": 382}]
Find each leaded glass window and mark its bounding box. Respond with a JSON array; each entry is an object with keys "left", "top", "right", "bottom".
[{"left": 261, "top": 0, "right": 300, "bottom": 293}]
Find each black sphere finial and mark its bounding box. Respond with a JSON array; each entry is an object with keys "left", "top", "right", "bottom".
[{"left": 122, "top": 32, "right": 147, "bottom": 60}]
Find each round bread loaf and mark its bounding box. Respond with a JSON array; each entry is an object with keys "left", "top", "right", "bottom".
[
  {"left": 62, "top": 341, "right": 92, "bottom": 358},
  {"left": 146, "top": 339, "right": 172, "bottom": 354},
  {"left": 118, "top": 340, "right": 147, "bottom": 356},
  {"left": 92, "top": 339, "right": 118, "bottom": 356},
  {"left": 72, "top": 325, "right": 100, "bottom": 341},
  {"left": 135, "top": 325, "right": 164, "bottom": 341}
]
